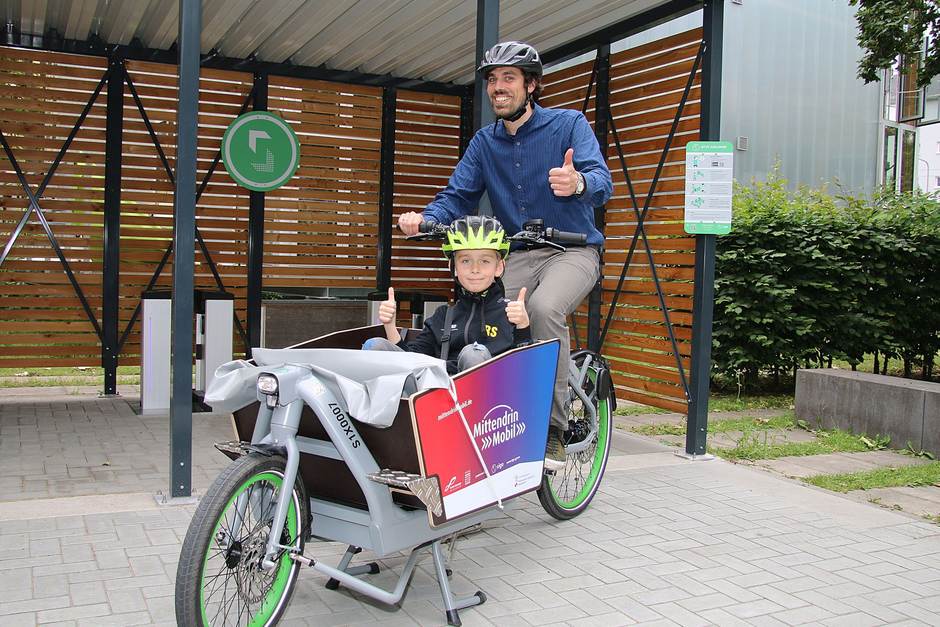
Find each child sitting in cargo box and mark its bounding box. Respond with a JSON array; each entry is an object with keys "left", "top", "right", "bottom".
[{"left": 364, "top": 216, "right": 530, "bottom": 374}]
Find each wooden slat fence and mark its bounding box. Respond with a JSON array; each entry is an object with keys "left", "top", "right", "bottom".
[
  {"left": 1, "top": 27, "right": 702, "bottom": 415},
  {"left": 541, "top": 28, "right": 703, "bottom": 413}
]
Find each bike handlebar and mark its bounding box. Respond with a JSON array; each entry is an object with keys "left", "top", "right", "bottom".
[{"left": 412, "top": 219, "right": 586, "bottom": 251}]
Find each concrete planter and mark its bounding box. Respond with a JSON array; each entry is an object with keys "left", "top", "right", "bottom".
[{"left": 795, "top": 369, "right": 940, "bottom": 456}]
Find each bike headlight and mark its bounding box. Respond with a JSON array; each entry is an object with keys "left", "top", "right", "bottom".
[{"left": 257, "top": 373, "right": 279, "bottom": 396}]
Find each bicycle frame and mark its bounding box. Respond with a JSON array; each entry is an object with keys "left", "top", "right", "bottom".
[
  {"left": 234, "top": 362, "right": 495, "bottom": 616},
  {"left": 562, "top": 351, "right": 600, "bottom": 455}
]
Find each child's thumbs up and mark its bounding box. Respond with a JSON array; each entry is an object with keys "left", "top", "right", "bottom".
[
  {"left": 506, "top": 287, "right": 529, "bottom": 329},
  {"left": 378, "top": 287, "right": 397, "bottom": 325}
]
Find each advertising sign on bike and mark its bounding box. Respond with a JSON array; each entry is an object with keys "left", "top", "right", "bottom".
[{"left": 410, "top": 339, "right": 559, "bottom": 526}]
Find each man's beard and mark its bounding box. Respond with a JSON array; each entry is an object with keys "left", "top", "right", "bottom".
[{"left": 493, "top": 94, "right": 530, "bottom": 122}]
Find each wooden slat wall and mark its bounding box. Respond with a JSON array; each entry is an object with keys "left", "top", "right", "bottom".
[
  {"left": 541, "top": 28, "right": 702, "bottom": 413},
  {"left": 0, "top": 49, "right": 108, "bottom": 367},
  {"left": 390, "top": 90, "right": 462, "bottom": 300},
  {"left": 265, "top": 77, "right": 382, "bottom": 289},
  {"left": 120, "top": 60, "right": 253, "bottom": 365},
  {"left": 0, "top": 48, "right": 432, "bottom": 368}
]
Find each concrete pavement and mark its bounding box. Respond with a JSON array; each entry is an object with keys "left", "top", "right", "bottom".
[{"left": 1, "top": 392, "right": 938, "bottom": 626}]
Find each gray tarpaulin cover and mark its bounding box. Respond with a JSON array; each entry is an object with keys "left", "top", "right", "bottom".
[{"left": 204, "top": 348, "right": 451, "bottom": 427}]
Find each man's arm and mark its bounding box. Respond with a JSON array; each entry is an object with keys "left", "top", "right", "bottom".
[
  {"left": 423, "top": 134, "right": 486, "bottom": 223},
  {"left": 398, "top": 136, "right": 486, "bottom": 234},
  {"left": 570, "top": 113, "right": 612, "bottom": 207}
]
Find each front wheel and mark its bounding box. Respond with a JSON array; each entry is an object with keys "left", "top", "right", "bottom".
[
  {"left": 537, "top": 351, "right": 614, "bottom": 520},
  {"left": 175, "top": 453, "right": 308, "bottom": 626}
]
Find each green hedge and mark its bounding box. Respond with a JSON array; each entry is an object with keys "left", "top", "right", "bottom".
[{"left": 712, "top": 173, "right": 940, "bottom": 386}]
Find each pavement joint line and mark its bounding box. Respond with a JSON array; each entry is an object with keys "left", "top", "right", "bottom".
[{"left": 0, "top": 493, "right": 162, "bottom": 521}]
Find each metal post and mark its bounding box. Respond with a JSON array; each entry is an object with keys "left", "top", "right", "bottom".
[
  {"left": 247, "top": 72, "right": 267, "bottom": 356},
  {"left": 376, "top": 87, "right": 397, "bottom": 292},
  {"left": 459, "top": 89, "right": 473, "bottom": 157},
  {"left": 473, "top": 0, "right": 499, "bottom": 132},
  {"left": 588, "top": 44, "right": 610, "bottom": 353},
  {"left": 473, "top": 0, "right": 499, "bottom": 216},
  {"left": 102, "top": 54, "right": 124, "bottom": 396},
  {"left": 169, "top": 0, "right": 201, "bottom": 500},
  {"left": 685, "top": 0, "right": 723, "bottom": 458}
]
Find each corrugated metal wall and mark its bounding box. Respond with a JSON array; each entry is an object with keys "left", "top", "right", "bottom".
[{"left": 719, "top": 0, "right": 880, "bottom": 192}]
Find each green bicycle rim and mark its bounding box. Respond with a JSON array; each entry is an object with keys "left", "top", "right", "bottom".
[
  {"left": 550, "top": 393, "right": 610, "bottom": 509},
  {"left": 199, "top": 471, "right": 299, "bottom": 627}
]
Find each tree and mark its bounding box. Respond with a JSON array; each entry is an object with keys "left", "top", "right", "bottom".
[{"left": 851, "top": 0, "right": 940, "bottom": 87}]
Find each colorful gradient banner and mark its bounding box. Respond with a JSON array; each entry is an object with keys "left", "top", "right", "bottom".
[{"left": 410, "top": 340, "right": 559, "bottom": 524}]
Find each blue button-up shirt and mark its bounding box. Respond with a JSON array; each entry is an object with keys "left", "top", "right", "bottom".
[{"left": 424, "top": 104, "right": 612, "bottom": 247}]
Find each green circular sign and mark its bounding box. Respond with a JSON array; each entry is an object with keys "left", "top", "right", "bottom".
[{"left": 222, "top": 111, "right": 300, "bottom": 192}]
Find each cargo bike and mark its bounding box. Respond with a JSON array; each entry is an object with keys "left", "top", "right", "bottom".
[{"left": 174, "top": 225, "right": 616, "bottom": 626}]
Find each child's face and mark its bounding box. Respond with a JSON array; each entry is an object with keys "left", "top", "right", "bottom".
[{"left": 453, "top": 249, "right": 504, "bottom": 293}]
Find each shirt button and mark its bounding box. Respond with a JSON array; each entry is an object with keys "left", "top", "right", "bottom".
[
  {"left": 515, "top": 141, "right": 520, "bottom": 146},
  {"left": 520, "top": 207, "right": 526, "bottom": 212},
  {"left": 516, "top": 185, "right": 522, "bottom": 189},
  {"left": 515, "top": 163, "right": 520, "bottom": 167}
]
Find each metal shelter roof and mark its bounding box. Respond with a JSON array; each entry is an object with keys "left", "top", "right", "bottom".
[{"left": 5, "top": 0, "right": 687, "bottom": 84}]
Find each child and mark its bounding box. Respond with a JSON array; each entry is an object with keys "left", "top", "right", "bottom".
[{"left": 366, "top": 216, "right": 530, "bottom": 374}]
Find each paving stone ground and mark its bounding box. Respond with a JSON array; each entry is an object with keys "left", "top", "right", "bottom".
[
  {"left": 1, "top": 391, "right": 939, "bottom": 626},
  {"left": 615, "top": 406, "right": 940, "bottom": 525}
]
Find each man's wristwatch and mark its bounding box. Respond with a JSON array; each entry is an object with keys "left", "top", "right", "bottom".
[{"left": 574, "top": 172, "right": 586, "bottom": 197}]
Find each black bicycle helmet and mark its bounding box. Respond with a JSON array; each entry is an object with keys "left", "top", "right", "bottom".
[{"left": 476, "top": 41, "right": 543, "bottom": 77}]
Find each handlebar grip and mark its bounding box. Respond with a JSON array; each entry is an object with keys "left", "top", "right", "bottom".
[
  {"left": 418, "top": 220, "right": 439, "bottom": 233},
  {"left": 545, "top": 228, "right": 587, "bottom": 245}
]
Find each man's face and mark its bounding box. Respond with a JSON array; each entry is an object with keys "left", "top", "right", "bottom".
[
  {"left": 486, "top": 67, "right": 533, "bottom": 118},
  {"left": 453, "top": 249, "right": 503, "bottom": 293}
]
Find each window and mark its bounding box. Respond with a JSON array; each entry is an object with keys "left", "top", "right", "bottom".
[
  {"left": 900, "top": 129, "right": 916, "bottom": 191},
  {"left": 898, "top": 55, "right": 925, "bottom": 122},
  {"left": 884, "top": 127, "right": 898, "bottom": 189}
]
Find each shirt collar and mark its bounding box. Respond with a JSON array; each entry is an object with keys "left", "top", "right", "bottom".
[{"left": 494, "top": 103, "right": 544, "bottom": 141}]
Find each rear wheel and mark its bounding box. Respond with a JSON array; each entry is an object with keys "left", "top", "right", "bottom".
[
  {"left": 537, "top": 352, "right": 613, "bottom": 520},
  {"left": 175, "top": 453, "right": 308, "bottom": 626}
]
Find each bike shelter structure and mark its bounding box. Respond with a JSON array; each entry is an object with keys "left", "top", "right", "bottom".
[{"left": 0, "top": 0, "right": 724, "bottom": 500}]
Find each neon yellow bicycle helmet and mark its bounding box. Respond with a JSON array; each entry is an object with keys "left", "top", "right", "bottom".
[{"left": 442, "top": 215, "right": 510, "bottom": 259}]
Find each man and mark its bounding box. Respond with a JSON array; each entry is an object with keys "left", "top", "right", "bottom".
[{"left": 398, "top": 41, "right": 613, "bottom": 470}]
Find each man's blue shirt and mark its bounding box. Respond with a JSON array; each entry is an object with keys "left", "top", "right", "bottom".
[{"left": 424, "top": 104, "right": 612, "bottom": 247}]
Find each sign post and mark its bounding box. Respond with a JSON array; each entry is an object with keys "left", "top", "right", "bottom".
[{"left": 222, "top": 111, "right": 300, "bottom": 192}]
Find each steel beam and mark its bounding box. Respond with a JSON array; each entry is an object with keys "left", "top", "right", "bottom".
[
  {"left": 588, "top": 45, "right": 610, "bottom": 353},
  {"left": 685, "top": 0, "right": 724, "bottom": 457},
  {"left": 102, "top": 54, "right": 124, "bottom": 395},
  {"left": 169, "top": 0, "right": 201, "bottom": 500},
  {"left": 247, "top": 72, "right": 268, "bottom": 356},
  {"left": 377, "top": 87, "right": 397, "bottom": 293}
]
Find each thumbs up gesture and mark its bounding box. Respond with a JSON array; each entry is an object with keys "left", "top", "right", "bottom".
[
  {"left": 378, "top": 287, "right": 397, "bottom": 325},
  {"left": 548, "top": 148, "right": 580, "bottom": 197},
  {"left": 378, "top": 287, "right": 403, "bottom": 344},
  {"left": 505, "top": 287, "right": 529, "bottom": 329}
]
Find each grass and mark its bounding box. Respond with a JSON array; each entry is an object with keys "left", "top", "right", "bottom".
[
  {"left": 615, "top": 392, "right": 793, "bottom": 416},
  {"left": 712, "top": 427, "right": 887, "bottom": 461},
  {"left": 0, "top": 366, "right": 140, "bottom": 388},
  {"left": 631, "top": 413, "right": 795, "bottom": 436},
  {"left": 804, "top": 462, "right": 940, "bottom": 492}
]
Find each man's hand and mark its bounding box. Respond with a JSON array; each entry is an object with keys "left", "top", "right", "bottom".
[
  {"left": 505, "top": 287, "right": 529, "bottom": 329},
  {"left": 398, "top": 212, "right": 424, "bottom": 235},
  {"left": 378, "top": 287, "right": 402, "bottom": 344},
  {"left": 548, "top": 148, "right": 580, "bottom": 197}
]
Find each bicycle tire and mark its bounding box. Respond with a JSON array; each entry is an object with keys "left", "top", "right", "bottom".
[
  {"left": 537, "top": 351, "right": 614, "bottom": 520},
  {"left": 175, "top": 453, "right": 308, "bottom": 627}
]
